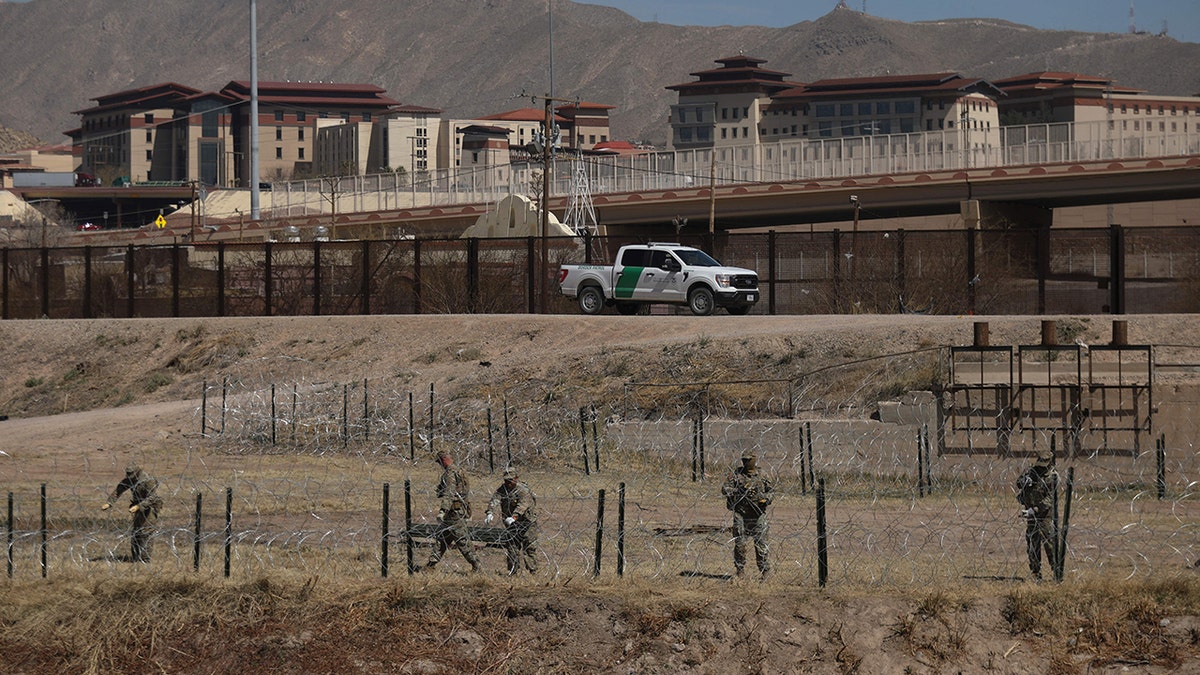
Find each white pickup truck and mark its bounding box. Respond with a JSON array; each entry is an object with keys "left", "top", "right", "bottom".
[{"left": 557, "top": 242, "right": 760, "bottom": 316}]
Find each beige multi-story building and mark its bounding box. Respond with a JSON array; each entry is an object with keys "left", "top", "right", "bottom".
[
  {"left": 72, "top": 80, "right": 407, "bottom": 186},
  {"left": 666, "top": 55, "right": 802, "bottom": 149},
  {"left": 667, "top": 56, "right": 1200, "bottom": 156},
  {"left": 765, "top": 72, "right": 1003, "bottom": 139},
  {"left": 667, "top": 56, "right": 1005, "bottom": 149},
  {"left": 993, "top": 71, "right": 1200, "bottom": 135}
]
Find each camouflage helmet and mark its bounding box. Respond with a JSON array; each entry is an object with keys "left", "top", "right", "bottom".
[
  {"left": 1033, "top": 450, "right": 1054, "bottom": 467},
  {"left": 741, "top": 450, "right": 757, "bottom": 462},
  {"left": 503, "top": 467, "right": 518, "bottom": 481},
  {"left": 124, "top": 462, "right": 141, "bottom": 476}
]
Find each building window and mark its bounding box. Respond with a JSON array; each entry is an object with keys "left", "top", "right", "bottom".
[
  {"left": 815, "top": 104, "right": 835, "bottom": 117},
  {"left": 297, "top": 112, "right": 306, "bottom": 122},
  {"left": 731, "top": 128, "right": 737, "bottom": 138},
  {"left": 362, "top": 113, "right": 371, "bottom": 122},
  {"left": 896, "top": 101, "right": 915, "bottom": 114},
  {"left": 818, "top": 121, "right": 833, "bottom": 137},
  {"left": 577, "top": 134, "right": 584, "bottom": 145},
  {"left": 275, "top": 147, "right": 283, "bottom": 159},
  {"left": 298, "top": 128, "right": 305, "bottom": 141},
  {"left": 298, "top": 147, "right": 305, "bottom": 160},
  {"left": 938, "top": 119, "right": 944, "bottom": 129},
  {"left": 721, "top": 108, "right": 728, "bottom": 120},
  {"left": 721, "top": 128, "right": 727, "bottom": 139},
  {"left": 858, "top": 102, "right": 872, "bottom": 115},
  {"left": 695, "top": 108, "right": 704, "bottom": 122},
  {"left": 601, "top": 135, "right": 607, "bottom": 142},
  {"left": 144, "top": 113, "right": 153, "bottom": 124},
  {"left": 840, "top": 103, "right": 853, "bottom": 116},
  {"left": 678, "top": 128, "right": 693, "bottom": 143},
  {"left": 274, "top": 110, "right": 284, "bottom": 122},
  {"left": 742, "top": 107, "right": 748, "bottom": 117},
  {"left": 876, "top": 102, "right": 891, "bottom": 114},
  {"left": 275, "top": 126, "right": 283, "bottom": 141},
  {"left": 145, "top": 150, "right": 152, "bottom": 161},
  {"left": 145, "top": 130, "right": 152, "bottom": 143},
  {"left": 589, "top": 135, "right": 596, "bottom": 144}
]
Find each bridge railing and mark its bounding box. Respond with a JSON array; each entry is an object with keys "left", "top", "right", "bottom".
[{"left": 240, "top": 120, "right": 1199, "bottom": 220}]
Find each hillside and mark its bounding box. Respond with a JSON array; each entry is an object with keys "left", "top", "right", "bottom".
[{"left": 0, "top": 1, "right": 1197, "bottom": 147}]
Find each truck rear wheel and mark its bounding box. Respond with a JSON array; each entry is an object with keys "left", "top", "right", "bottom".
[
  {"left": 687, "top": 287, "right": 715, "bottom": 316},
  {"left": 578, "top": 286, "right": 605, "bottom": 315}
]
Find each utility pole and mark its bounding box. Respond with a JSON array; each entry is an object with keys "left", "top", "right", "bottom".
[
  {"left": 535, "top": 93, "right": 577, "bottom": 313},
  {"left": 249, "top": 0, "right": 261, "bottom": 220}
]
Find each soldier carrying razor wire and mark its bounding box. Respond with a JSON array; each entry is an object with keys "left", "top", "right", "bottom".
[
  {"left": 424, "top": 451, "right": 482, "bottom": 573},
  {"left": 484, "top": 467, "right": 539, "bottom": 576},
  {"left": 721, "top": 450, "right": 773, "bottom": 578},
  {"left": 101, "top": 462, "right": 163, "bottom": 563},
  {"left": 1016, "top": 449, "right": 1058, "bottom": 581}
]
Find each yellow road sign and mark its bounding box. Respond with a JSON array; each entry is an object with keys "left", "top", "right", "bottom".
[{"left": 155, "top": 215, "right": 167, "bottom": 229}]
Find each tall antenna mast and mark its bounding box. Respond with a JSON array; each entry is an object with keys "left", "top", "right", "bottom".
[
  {"left": 1128, "top": 0, "right": 1136, "bottom": 33},
  {"left": 563, "top": 163, "right": 598, "bottom": 237}
]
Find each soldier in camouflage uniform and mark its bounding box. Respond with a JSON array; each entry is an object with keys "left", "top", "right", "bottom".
[
  {"left": 425, "top": 451, "right": 481, "bottom": 572},
  {"left": 721, "top": 450, "right": 773, "bottom": 578},
  {"left": 1016, "top": 450, "right": 1058, "bottom": 580},
  {"left": 101, "top": 463, "right": 163, "bottom": 563},
  {"left": 484, "top": 467, "right": 539, "bottom": 576}
]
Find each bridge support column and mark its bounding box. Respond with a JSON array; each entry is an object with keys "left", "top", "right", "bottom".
[{"left": 961, "top": 199, "right": 1052, "bottom": 229}]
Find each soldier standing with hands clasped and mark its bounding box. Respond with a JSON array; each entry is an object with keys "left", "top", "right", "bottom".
[
  {"left": 1016, "top": 450, "right": 1058, "bottom": 581},
  {"left": 484, "top": 467, "right": 539, "bottom": 576},
  {"left": 101, "top": 463, "right": 163, "bottom": 563},
  {"left": 425, "top": 451, "right": 482, "bottom": 573},
  {"left": 722, "top": 450, "right": 773, "bottom": 578}
]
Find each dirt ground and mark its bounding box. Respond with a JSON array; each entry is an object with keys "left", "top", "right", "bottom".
[{"left": 2, "top": 313, "right": 1200, "bottom": 673}]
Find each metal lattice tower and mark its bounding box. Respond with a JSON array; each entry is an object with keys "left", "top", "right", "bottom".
[{"left": 562, "top": 162, "right": 598, "bottom": 237}]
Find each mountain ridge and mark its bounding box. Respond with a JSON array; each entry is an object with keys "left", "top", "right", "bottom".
[{"left": 0, "top": 0, "right": 1196, "bottom": 149}]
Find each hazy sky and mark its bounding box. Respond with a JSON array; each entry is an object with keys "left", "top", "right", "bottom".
[{"left": 585, "top": 0, "right": 1199, "bottom": 45}]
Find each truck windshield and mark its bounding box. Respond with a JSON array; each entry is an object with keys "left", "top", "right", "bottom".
[{"left": 673, "top": 249, "right": 722, "bottom": 267}]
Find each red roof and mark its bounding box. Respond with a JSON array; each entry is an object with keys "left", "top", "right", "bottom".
[
  {"left": 220, "top": 81, "right": 402, "bottom": 107},
  {"left": 73, "top": 82, "right": 201, "bottom": 115},
  {"left": 772, "top": 73, "right": 1003, "bottom": 101},
  {"left": 993, "top": 72, "right": 1144, "bottom": 96},
  {"left": 478, "top": 108, "right": 569, "bottom": 123},
  {"left": 556, "top": 102, "right": 616, "bottom": 112}
]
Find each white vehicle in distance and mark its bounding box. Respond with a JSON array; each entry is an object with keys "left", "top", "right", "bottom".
[{"left": 558, "top": 242, "right": 759, "bottom": 316}]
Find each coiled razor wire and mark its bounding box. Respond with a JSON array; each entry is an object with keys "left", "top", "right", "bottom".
[{"left": 5, "top": 349, "right": 1199, "bottom": 587}]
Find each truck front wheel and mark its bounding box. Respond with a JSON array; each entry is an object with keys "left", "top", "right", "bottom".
[
  {"left": 687, "top": 287, "right": 715, "bottom": 316},
  {"left": 578, "top": 286, "right": 605, "bottom": 315}
]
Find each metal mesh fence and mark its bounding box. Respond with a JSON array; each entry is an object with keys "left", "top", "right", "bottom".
[
  {"left": 5, "top": 226, "right": 1200, "bottom": 319},
  {"left": 6, "top": 346, "right": 1198, "bottom": 587}
]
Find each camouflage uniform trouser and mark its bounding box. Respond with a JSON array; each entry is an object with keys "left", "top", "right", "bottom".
[
  {"left": 503, "top": 521, "right": 539, "bottom": 575},
  {"left": 732, "top": 512, "right": 770, "bottom": 575},
  {"left": 427, "top": 511, "right": 480, "bottom": 570},
  {"left": 1025, "top": 514, "right": 1056, "bottom": 579},
  {"left": 131, "top": 506, "right": 158, "bottom": 563}
]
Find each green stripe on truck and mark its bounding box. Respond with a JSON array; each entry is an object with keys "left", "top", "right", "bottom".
[{"left": 614, "top": 267, "right": 643, "bottom": 299}]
